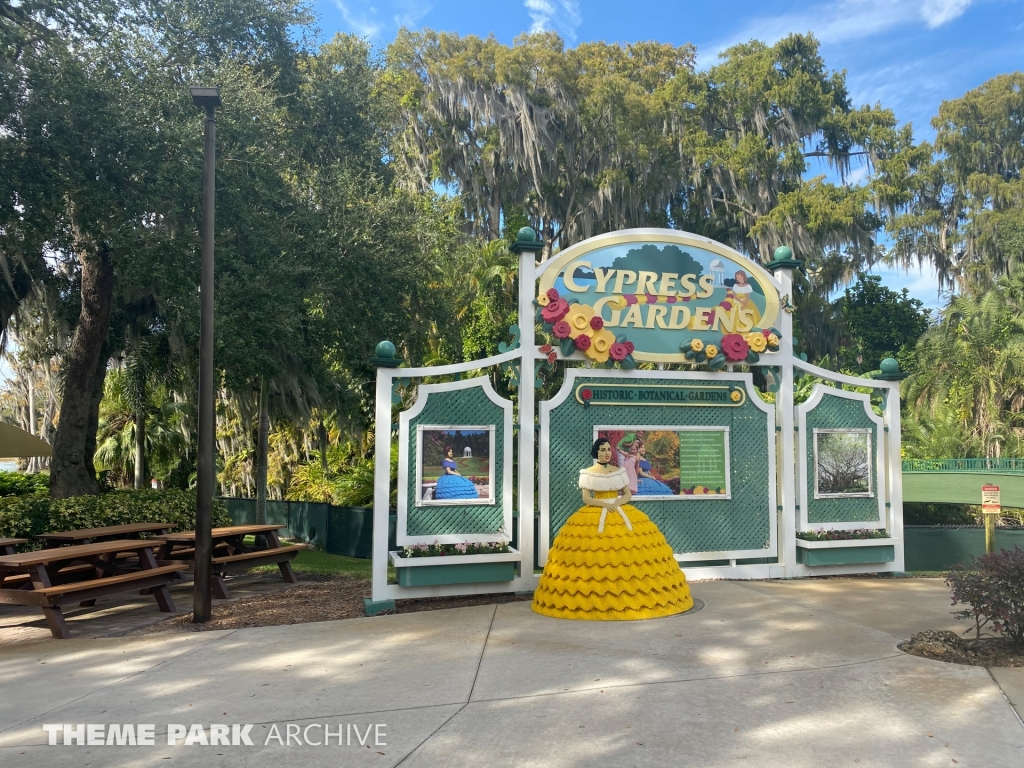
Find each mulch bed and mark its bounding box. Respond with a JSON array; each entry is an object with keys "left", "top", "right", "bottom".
[
  {"left": 131, "top": 574, "right": 532, "bottom": 635},
  {"left": 899, "top": 630, "right": 1024, "bottom": 667}
]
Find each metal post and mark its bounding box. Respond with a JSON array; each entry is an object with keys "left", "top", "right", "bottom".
[
  {"left": 191, "top": 87, "right": 221, "bottom": 623},
  {"left": 985, "top": 513, "right": 996, "bottom": 555}
]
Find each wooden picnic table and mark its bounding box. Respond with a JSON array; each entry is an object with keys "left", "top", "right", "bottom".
[
  {"left": 0, "top": 538, "right": 28, "bottom": 556},
  {"left": 0, "top": 540, "right": 183, "bottom": 639},
  {"left": 37, "top": 522, "right": 176, "bottom": 547},
  {"left": 151, "top": 524, "right": 305, "bottom": 599}
]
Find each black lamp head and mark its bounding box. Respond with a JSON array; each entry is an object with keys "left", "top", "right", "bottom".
[{"left": 190, "top": 87, "right": 222, "bottom": 110}]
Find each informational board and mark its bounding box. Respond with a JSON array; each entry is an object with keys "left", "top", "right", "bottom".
[
  {"left": 982, "top": 484, "right": 1001, "bottom": 514},
  {"left": 677, "top": 429, "right": 729, "bottom": 493}
]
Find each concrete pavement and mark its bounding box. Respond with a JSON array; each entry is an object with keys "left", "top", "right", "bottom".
[{"left": 0, "top": 578, "right": 1021, "bottom": 767}]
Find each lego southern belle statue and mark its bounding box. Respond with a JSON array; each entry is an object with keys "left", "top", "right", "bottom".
[{"left": 532, "top": 437, "right": 694, "bottom": 620}]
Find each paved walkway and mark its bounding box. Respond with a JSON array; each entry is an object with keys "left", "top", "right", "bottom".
[{"left": 1, "top": 579, "right": 1021, "bottom": 767}]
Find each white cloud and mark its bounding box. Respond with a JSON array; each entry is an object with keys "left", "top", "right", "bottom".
[
  {"left": 710, "top": 0, "right": 973, "bottom": 54},
  {"left": 524, "top": 0, "right": 582, "bottom": 41},
  {"left": 920, "top": 0, "right": 972, "bottom": 27},
  {"left": 335, "top": 0, "right": 381, "bottom": 39},
  {"left": 393, "top": 0, "right": 432, "bottom": 28}
]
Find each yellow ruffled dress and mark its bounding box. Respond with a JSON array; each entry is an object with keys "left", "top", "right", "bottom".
[{"left": 532, "top": 466, "right": 694, "bottom": 620}]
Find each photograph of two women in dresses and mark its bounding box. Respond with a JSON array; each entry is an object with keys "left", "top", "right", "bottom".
[
  {"left": 592, "top": 428, "right": 730, "bottom": 498},
  {"left": 595, "top": 429, "right": 679, "bottom": 497},
  {"left": 418, "top": 427, "right": 493, "bottom": 504}
]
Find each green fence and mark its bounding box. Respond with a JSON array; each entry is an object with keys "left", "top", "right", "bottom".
[
  {"left": 219, "top": 499, "right": 395, "bottom": 558},
  {"left": 905, "top": 525, "right": 1024, "bottom": 571}
]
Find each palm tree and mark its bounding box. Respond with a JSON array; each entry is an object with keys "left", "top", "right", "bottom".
[
  {"left": 94, "top": 370, "right": 187, "bottom": 486},
  {"left": 903, "top": 271, "right": 1024, "bottom": 458}
]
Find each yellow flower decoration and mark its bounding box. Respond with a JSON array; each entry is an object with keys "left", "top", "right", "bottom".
[
  {"left": 690, "top": 338, "right": 704, "bottom": 352},
  {"left": 609, "top": 295, "right": 629, "bottom": 310},
  {"left": 536, "top": 293, "right": 551, "bottom": 307},
  {"left": 767, "top": 333, "right": 779, "bottom": 346},
  {"left": 705, "top": 344, "right": 719, "bottom": 358},
  {"left": 566, "top": 304, "right": 595, "bottom": 339},
  {"left": 585, "top": 328, "right": 616, "bottom": 363},
  {"left": 746, "top": 333, "right": 768, "bottom": 353},
  {"left": 730, "top": 390, "right": 742, "bottom": 402}
]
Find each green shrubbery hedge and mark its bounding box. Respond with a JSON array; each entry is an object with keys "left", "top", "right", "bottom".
[
  {"left": 0, "top": 471, "right": 50, "bottom": 497},
  {"left": 0, "top": 489, "right": 229, "bottom": 550}
]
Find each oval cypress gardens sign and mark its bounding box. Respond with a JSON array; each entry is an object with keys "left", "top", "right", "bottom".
[{"left": 536, "top": 229, "right": 782, "bottom": 365}]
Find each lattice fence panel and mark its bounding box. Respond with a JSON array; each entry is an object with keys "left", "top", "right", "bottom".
[
  {"left": 405, "top": 386, "right": 507, "bottom": 536},
  {"left": 546, "top": 378, "right": 772, "bottom": 554},
  {"left": 804, "top": 392, "right": 882, "bottom": 524}
]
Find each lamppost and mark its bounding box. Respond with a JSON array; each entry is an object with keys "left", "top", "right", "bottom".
[{"left": 190, "top": 86, "right": 221, "bottom": 623}]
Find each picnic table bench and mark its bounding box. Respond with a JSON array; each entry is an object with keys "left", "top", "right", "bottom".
[
  {"left": 0, "top": 538, "right": 27, "bottom": 556},
  {"left": 37, "top": 522, "right": 176, "bottom": 547},
  {"left": 152, "top": 524, "right": 305, "bottom": 599},
  {"left": 0, "top": 540, "right": 183, "bottom": 639}
]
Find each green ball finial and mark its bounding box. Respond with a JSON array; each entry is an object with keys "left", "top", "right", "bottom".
[
  {"left": 517, "top": 226, "right": 538, "bottom": 243},
  {"left": 375, "top": 340, "right": 396, "bottom": 359},
  {"left": 880, "top": 357, "right": 899, "bottom": 374},
  {"left": 774, "top": 245, "right": 793, "bottom": 261}
]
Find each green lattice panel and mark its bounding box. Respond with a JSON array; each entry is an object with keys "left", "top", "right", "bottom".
[
  {"left": 804, "top": 393, "right": 882, "bottom": 525},
  {"left": 546, "top": 378, "right": 773, "bottom": 555},
  {"left": 405, "top": 386, "right": 506, "bottom": 536}
]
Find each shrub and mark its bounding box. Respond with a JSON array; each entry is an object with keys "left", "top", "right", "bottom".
[
  {"left": 947, "top": 547, "right": 1024, "bottom": 649},
  {"left": 0, "top": 471, "right": 50, "bottom": 497},
  {"left": 0, "top": 490, "right": 230, "bottom": 550}
]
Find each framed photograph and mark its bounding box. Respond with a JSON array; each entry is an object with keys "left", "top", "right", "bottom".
[
  {"left": 416, "top": 425, "right": 496, "bottom": 506},
  {"left": 813, "top": 428, "right": 873, "bottom": 498},
  {"left": 593, "top": 425, "right": 730, "bottom": 499}
]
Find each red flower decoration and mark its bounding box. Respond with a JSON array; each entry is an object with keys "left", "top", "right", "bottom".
[
  {"left": 552, "top": 320, "right": 572, "bottom": 339},
  {"left": 719, "top": 300, "right": 733, "bottom": 310},
  {"left": 609, "top": 343, "right": 628, "bottom": 361},
  {"left": 546, "top": 288, "right": 560, "bottom": 301},
  {"left": 547, "top": 351, "right": 558, "bottom": 362},
  {"left": 539, "top": 343, "right": 552, "bottom": 353},
  {"left": 666, "top": 295, "right": 677, "bottom": 304},
  {"left": 624, "top": 294, "right": 638, "bottom": 305},
  {"left": 762, "top": 328, "right": 773, "bottom": 338},
  {"left": 682, "top": 295, "right": 691, "bottom": 302},
  {"left": 541, "top": 298, "right": 570, "bottom": 324},
  {"left": 721, "top": 333, "right": 750, "bottom": 362},
  {"left": 590, "top": 315, "right": 604, "bottom": 330},
  {"left": 645, "top": 293, "right": 658, "bottom": 305},
  {"left": 575, "top": 334, "right": 592, "bottom": 351},
  {"left": 624, "top": 341, "right": 635, "bottom": 354},
  {"left": 580, "top": 388, "right": 593, "bottom": 400}
]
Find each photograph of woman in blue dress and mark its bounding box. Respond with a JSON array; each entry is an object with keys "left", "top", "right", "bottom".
[
  {"left": 635, "top": 441, "right": 673, "bottom": 495},
  {"left": 433, "top": 446, "right": 481, "bottom": 500}
]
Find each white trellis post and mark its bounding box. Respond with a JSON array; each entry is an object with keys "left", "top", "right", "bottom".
[
  {"left": 765, "top": 246, "right": 801, "bottom": 578},
  {"left": 511, "top": 227, "right": 542, "bottom": 588}
]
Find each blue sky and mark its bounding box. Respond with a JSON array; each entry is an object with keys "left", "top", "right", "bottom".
[{"left": 322, "top": 0, "right": 1023, "bottom": 307}]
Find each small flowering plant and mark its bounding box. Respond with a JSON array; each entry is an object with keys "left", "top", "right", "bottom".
[
  {"left": 400, "top": 540, "right": 512, "bottom": 558},
  {"left": 796, "top": 528, "right": 889, "bottom": 541},
  {"left": 535, "top": 287, "right": 636, "bottom": 368}
]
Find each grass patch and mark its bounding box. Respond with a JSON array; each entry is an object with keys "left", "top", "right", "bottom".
[
  {"left": 909, "top": 571, "right": 946, "bottom": 578},
  {"left": 247, "top": 548, "right": 373, "bottom": 579}
]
